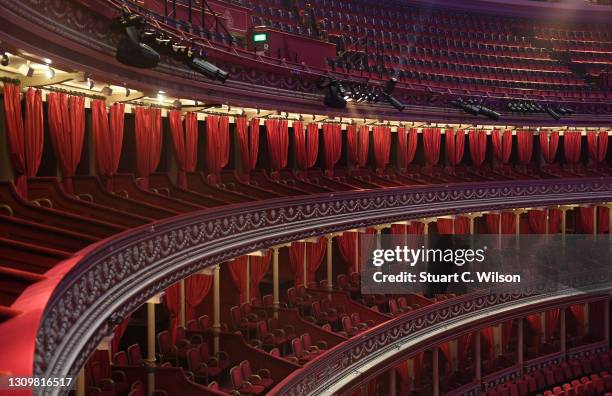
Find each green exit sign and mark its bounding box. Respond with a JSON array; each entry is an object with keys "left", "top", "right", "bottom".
[{"left": 253, "top": 33, "right": 268, "bottom": 42}]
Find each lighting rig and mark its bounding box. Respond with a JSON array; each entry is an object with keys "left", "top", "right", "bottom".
[
  {"left": 506, "top": 101, "right": 573, "bottom": 120},
  {"left": 112, "top": 12, "right": 228, "bottom": 82},
  {"left": 320, "top": 77, "right": 405, "bottom": 111},
  {"left": 450, "top": 98, "right": 501, "bottom": 120}
]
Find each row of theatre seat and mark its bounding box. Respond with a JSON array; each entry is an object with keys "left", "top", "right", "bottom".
[{"left": 483, "top": 351, "right": 612, "bottom": 396}]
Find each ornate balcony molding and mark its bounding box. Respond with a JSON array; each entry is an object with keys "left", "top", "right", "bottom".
[{"left": 28, "top": 177, "right": 612, "bottom": 395}]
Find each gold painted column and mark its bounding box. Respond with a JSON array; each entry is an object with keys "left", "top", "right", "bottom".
[
  {"left": 432, "top": 347, "right": 439, "bottom": 396},
  {"left": 326, "top": 235, "right": 334, "bottom": 292},
  {"left": 75, "top": 369, "right": 85, "bottom": 396},
  {"left": 303, "top": 242, "right": 308, "bottom": 288},
  {"left": 449, "top": 339, "right": 458, "bottom": 371},
  {"left": 212, "top": 264, "right": 221, "bottom": 355},
  {"left": 147, "top": 294, "right": 162, "bottom": 396},
  {"left": 494, "top": 324, "right": 502, "bottom": 357},
  {"left": 593, "top": 206, "right": 598, "bottom": 236},
  {"left": 540, "top": 312, "right": 546, "bottom": 344},
  {"left": 272, "top": 247, "right": 280, "bottom": 318},
  {"left": 245, "top": 256, "right": 251, "bottom": 304},
  {"left": 354, "top": 230, "right": 360, "bottom": 274},
  {"left": 545, "top": 208, "right": 549, "bottom": 235},
  {"left": 407, "top": 358, "right": 415, "bottom": 391}
]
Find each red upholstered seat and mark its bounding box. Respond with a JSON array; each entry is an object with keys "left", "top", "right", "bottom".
[
  {"left": 526, "top": 374, "right": 538, "bottom": 393},
  {"left": 187, "top": 347, "right": 222, "bottom": 384},
  {"left": 289, "top": 337, "right": 312, "bottom": 364},
  {"left": 600, "top": 353, "right": 611, "bottom": 369},
  {"left": 301, "top": 333, "right": 327, "bottom": 355},
  {"left": 508, "top": 382, "right": 519, "bottom": 396},
  {"left": 267, "top": 317, "right": 296, "bottom": 342},
  {"left": 590, "top": 356, "right": 602, "bottom": 373},
  {"left": 198, "top": 314, "right": 210, "bottom": 330},
  {"left": 256, "top": 319, "right": 286, "bottom": 349},
  {"left": 199, "top": 342, "right": 230, "bottom": 371},
  {"left": 113, "top": 351, "right": 129, "bottom": 366},
  {"left": 127, "top": 344, "right": 144, "bottom": 366},
  {"left": 545, "top": 368, "right": 557, "bottom": 387},
  {"left": 571, "top": 360, "right": 584, "bottom": 378},
  {"left": 230, "top": 365, "right": 266, "bottom": 395},
  {"left": 516, "top": 378, "right": 529, "bottom": 396},
  {"left": 554, "top": 366, "right": 566, "bottom": 383},
  {"left": 240, "top": 360, "right": 274, "bottom": 390},
  {"left": 535, "top": 371, "right": 547, "bottom": 390}
]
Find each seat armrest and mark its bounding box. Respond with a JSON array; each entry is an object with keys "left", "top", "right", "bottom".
[
  {"left": 206, "top": 357, "right": 220, "bottom": 367},
  {"left": 111, "top": 370, "right": 126, "bottom": 383},
  {"left": 77, "top": 193, "right": 94, "bottom": 202},
  {"left": 217, "top": 351, "right": 230, "bottom": 361},
  {"left": 272, "top": 329, "right": 285, "bottom": 337},
  {"left": 316, "top": 341, "right": 328, "bottom": 350},
  {"left": 98, "top": 378, "right": 115, "bottom": 391},
  {"left": 248, "top": 374, "right": 263, "bottom": 384},
  {"left": 258, "top": 369, "right": 271, "bottom": 378}
]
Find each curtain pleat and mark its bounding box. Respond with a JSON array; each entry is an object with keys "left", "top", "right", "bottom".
[
  {"left": 186, "top": 274, "right": 212, "bottom": 321},
  {"left": 563, "top": 131, "right": 582, "bottom": 164},
  {"left": 288, "top": 239, "right": 327, "bottom": 287},
  {"left": 169, "top": 110, "right": 188, "bottom": 188},
  {"left": 539, "top": 130, "right": 559, "bottom": 164},
  {"left": 205, "top": 115, "right": 230, "bottom": 183},
  {"left": 492, "top": 129, "right": 512, "bottom": 165},
  {"left": 517, "top": 130, "right": 533, "bottom": 165},
  {"left": 134, "top": 107, "right": 162, "bottom": 189},
  {"left": 397, "top": 127, "right": 418, "bottom": 169},
  {"left": 229, "top": 256, "right": 250, "bottom": 303},
  {"left": 48, "top": 93, "right": 85, "bottom": 193},
  {"left": 323, "top": 123, "right": 342, "bottom": 172},
  {"left": 164, "top": 283, "right": 181, "bottom": 343},
  {"left": 373, "top": 125, "right": 391, "bottom": 171},
  {"left": 265, "top": 118, "right": 289, "bottom": 173},
  {"left": 468, "top": 130, "right": 487, "bottom": 166},
  {"left": 249, "top": 252, "right": 271, "bottom": 300},
  {"left": 445, "top": 128, "right": 465, "bottom": 166},
  {"left": 423, "top": 127, "right": 441, "bottom": 166}
]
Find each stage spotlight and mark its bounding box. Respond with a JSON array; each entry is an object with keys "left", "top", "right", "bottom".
[
  {"left": 382, "top": 92, "right": 405, "bottom": 111},
  {"left": 323, "top": 81, "right": 347, "bottom": 109},
  {"left": 188, "top": 56, "right": 229, "bottom": 82},
  {"left": 88, "top": 79, "right": 95, "bottom": 89},
  {"left": 1, "top": 53, "right": 8, "bottom": 67},
  {"left": 115, "top": 13, "right": 160, "bottom": 69},
  {"left": 545, "top": 107, "right": 560, "bottom": 120},
  {"left": 101, "top": 86, "right": 113, "bottom": 96},
  {"left": 384, "top": 77, "right": 397, "bottom": 95},
  {"left": 45, "top": 67, "right": 55, "bottom": 79},
  {"left": 479, "top": 106, "right": 501, "bottom": 120}
]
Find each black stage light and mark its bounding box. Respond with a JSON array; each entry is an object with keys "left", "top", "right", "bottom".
[
  {"left": 323, "top": 81, "right": 347, "bottom": 108},
  {"left": 382, "top": 92, "right": 405, "bottom": 111},
  {"left": 463, "top": 103, "right": 481, "bottom": 116},
  {"left": 115, "top": 13, "right": 160, "bottom": 69},
  {"left": 1, "top": 53, "right": 8, "bottom": 67},
  {"left": 546, "top": 107, "right": 561, "bottom": 120},
  {"left": 479, "top": 106, "right": 501, "bottom": 120},
  {"left": 188, "top": 56, "right": 229, "bottom": 82},
  {"left": 384, "top": 77, "right": 397, "bottom": 95}
]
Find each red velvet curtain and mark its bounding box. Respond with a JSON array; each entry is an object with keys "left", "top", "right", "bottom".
[
  {"left": 236, "top": 117, "right": 260, "bottom": 176},
  {"left": 288, "top": 239, "right": 327, "bottom": 286},
  {"left": 517, "top": 130, "right": 533, "bottom": 165},
  {"left": 134, "top": 107, "right": 162, "bottom": 190},
  {"left": 337, "top": 229, "right": 376, "bottom": 274},
  {"left": 112, "top": 316, "right": 131, "bottom": 354},
  {"left": 577, "top": 206, "right": 594, "bottom": 234},
  {"left": 407, "top": 222, "right": 425, "bottom": 234},
  {"left": 480, "top": 327, "right": 495, "bottom": 360},
  {"left": 373, "top": 125, "right": 391, "bottom": 171},
  {"left": 186, "top": 274, "right": 212, "bottom": 321},
  {"left": 468, "top": 130, "right": 487, "bottom": 166},
  {"left": 92, "top": 101, "right": 125, "bottom": 191},
  {"left": 306, "top": 123, "right": 319, "bottom": 169},
  {"left": 485, "top": 213, "right": 500, "bottom": 234},
  {"left": 501, "top": 212, "right": 516, "bottom": 234},
  {"left": 526, "top": 314, "right": 542, "bottom": 350},
  {"left": 455, "top": 216, "right": 470, "bottom": 234},
  {"left": 539, "top": 130, "right": 559, "bottom": 164},
  {"left": 570, "top": 305, "right": 584, "bottom": 337},
  {"left": 265, "top": 118, "right": 289, "bottom": 174},
  {"left": 397, "top": 127, "right": 418, "bottom": 169},
  {"left": 229, "top": 255, "right": 249, "bottom": 303},
  {"left": 347, "top": 125, "right": 369, "bottom": 168},
  {"left": 323, "top": 123, "right": 342, "bottom": 172},
  {"left": 445, "top": 129, "right": 465, "bottom": 166},
  {"left": 48, "top": 93, "right": 85, "bottom": 193},
  {"left": 164, "top": 283, "right": 181, "bottom": 343},
  {"left": 564, "top": 131, "right": 582, "bottom": 164},
  {"left": 249, "top": 252, "right": 271, "bottom": 300},
  {"left": 2, "top": 84, "right": 44, "bottom": 198},
  {"left": 458, "top": 332, "right": 474, "bottom": 363},
  {"left": 528, "top": 210, "right": 547, "bottom": 234},
  {"left": 423, "top": 127, "right": 441, "bottom": 166},
  {"left": 437, "top": 218, "right": 453, "bottom": 234},
  {"left": 205, "top": 115, "right": 230, "bottom": 183},
  {"left": 598, "top": 207, "right": 609, "bottom": 234},
  {"left": 492, "top": 129, "right": 512, "bottom": 165},
  {"left": 168, "top": 110, "right": 198, "bottom": 188},
  {"left": 549, "top": 209, "right": 561, "bottom": 233},
  {"left": 293, "top": 120, "right": 308, "bottom": 170},
  {"left": 587, "top": 131, "right": 608, "bottom": 164},
  {"left": 545, "top": 309, "right": 560, "bottom": 341},
  {"left": 439, "top": 343, "right": 452, "bottom": 374}
]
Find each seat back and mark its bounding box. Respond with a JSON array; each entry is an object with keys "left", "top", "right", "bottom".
[
  {"left": 240, "top": 302, "right": 252, "bottom": 316},
  {"left": 208, "top": 381, "right": 220, "bottom": 391},
  {"left": 187, "top": 348, "right": 201, "bottom": 371},
  {"left": 311, "top": 301, "right": 321, "bottom": 317},
  {"left": 198, "top": 315, "right": 210, "bottom": 330},
  {"left": 230, "top": 306, "right": 242, "bottom": 329},
  {"left": 287, "top": 288, "right": 297, "bottom": 305},
  {"left": 199, "top": 342, "right": 211, "bottom": 360},
  {"left": 350, "top": 312, "right": 361, "bottom": 326},
  {"left": 113, "top": 351, "right": 129, "bottom": 366},
  {"left": 297, "top": 285, "right": 308, "bottom": 297},
  {"left": 240, "top": 360, "right": 253, "bottom": 379},
  {"left": 127, "top": 344, "right": 142, "bottom": 365},
  {"left": 389, "top": 299, "right": 399, "bottom": 315},
  {"left": 230, "top": 366, "right": 244, "bottom": 390},
  {"left": 342, "top": 316, "right": 353, "bottom": 332},
  {"left": 157, "top": 331, "right": 171, "bottom": 354},
  {"left": 176, "top": 326, "right": 186, "bottom": 341},
  {"left": 257, "top": 320, "right": 269, "bottom": 339},
  {"left": 350, "top": 272, "right": 359, "bottom": 286},
  {"left": 337, "top": 274, "right": 348, "bottom": 288},
  {"left": 262, "top": 294, "right": 274, "bottom": 307},
  {"left": 291, "top": 338, "right": 304, "bottom": 356},
  {"left": 301, "top": 333, "right": 312, "bottom": 349},
  {"left": 186, "top": 320, "right": 198, "bottom": 331},
  {"left": 269, "top": 348, "right": 281, "bottom": 357}
]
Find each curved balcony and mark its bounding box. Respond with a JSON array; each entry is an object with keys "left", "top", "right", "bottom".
[{"left": 3, "top": 177, "right": 607, "bottom": 394}]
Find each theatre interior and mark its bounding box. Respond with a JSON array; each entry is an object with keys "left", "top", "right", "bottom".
[{"left": 0, "top": 0, "right": 611, "bottom": 395}]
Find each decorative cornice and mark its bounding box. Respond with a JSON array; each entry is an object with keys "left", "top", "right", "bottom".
[{"left": 30, "top": 177, "right": 612, "bottom": 396}]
